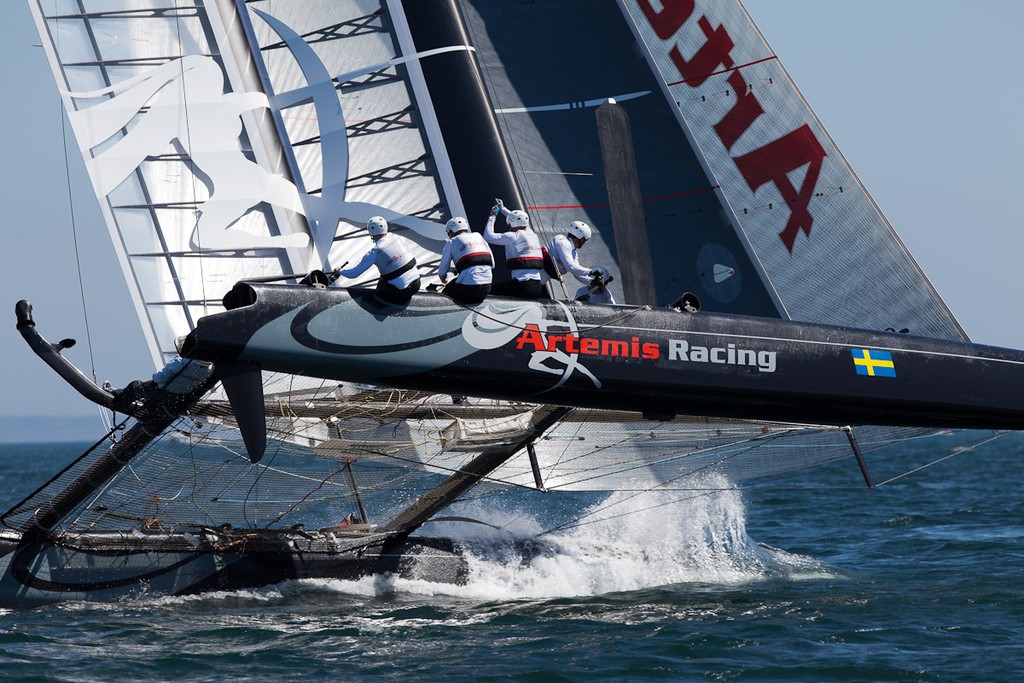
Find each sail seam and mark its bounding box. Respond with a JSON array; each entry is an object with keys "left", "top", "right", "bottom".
[{"left": 665, "top": 54, "right": 778, "bottom": 87}]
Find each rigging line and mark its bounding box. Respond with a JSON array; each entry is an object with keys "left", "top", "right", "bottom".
[
  {"left": 178, "top": 426, "right": 270, "bottom": 522},
  {"left": 541, "top": 412, "right": 585, "bottom": 479},
  {"left": 459, "top": 13, "right": 541, "bottom": 232},
  {"left": 242, "top": 435, "right": 296, "bottom": 529},
  {"left": 0, "top": 416, "right": 130, "bottom": 528},
  {"left": 845, "top": 430, "right": 1000, "bottom": 476},
  {"left": 488, "top": 417, "right": 586, "bottom": 533},
  {"left": 542, "top": 487, "right": 738, "bottom": 534},
  {"left": 42, "top": 437, "right": 146, "bottom": 534},
  {"left": 665, "top": 55, "right": 779, "bottom": 88},
  {"left": 514, "top": 457, "right": 746, "bottom": 533},
  {"left": 872, "top": 432, "right": 1008, "bottom": 488},
  {"left": 227, "top": 378, "right": 329, "bottom": 526},
  {"left": 538, "top": 430, "right": 798, "bottom": 535},
  {"left": 173, "top": 0, "right": 208, "bottom": 317},
  {"left": 183, "top": 431, "right": 238, "bottom": 524},
  {"left": 65, "top": 427, "right": 185, "bottom": 533},
  {"left": 302, "top": 439, "right": 553, "bottom": 496},
  {"left": 532, "top": 430, "right": 1000, "bottom": 534},
  {"left": 528, "top": 185, "right": 720, "bottom": 211},
  {"left": 743, "top": 484, "right": 878, "bottom": 491},
  {"left": 269, "top": 466, "right": 350, "bottom": 525},
  {"left": 434, "top": 287, "right": 650, "bottom": 334},
  {"left": 215, "top": 427, "right": 399, "bottom": 507},
  {"left": 527, "top": 432, "right": 779, "bottom": 491},
  {"left": 56, "top": 7, "right": 98, "bottom": 385},
  {"left": 334, "top": 447, "right": 524, "bottom": 490}
]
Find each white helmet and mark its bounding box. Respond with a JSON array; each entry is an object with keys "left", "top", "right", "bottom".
[
  {"left": 367, "top": 216, "right": 388, "bottom": 236},
  {"left": 445, "top": 217, "right": 470, "bottom": 235},
  {"left": 568, "top": 221, "right": 592, "bottom": 242},
  {"left": 506, "top": 210, "right": 530, "bottom": 229}
]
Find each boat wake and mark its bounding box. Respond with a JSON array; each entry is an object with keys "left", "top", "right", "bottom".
[
  {"left": 108, "top": 475, "right": 837, "bottom": 609},
  {"left": 438, "top": 475, "right": 836, "bottom": 599}
]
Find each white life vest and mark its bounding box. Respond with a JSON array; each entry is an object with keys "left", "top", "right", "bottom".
[
  {"left": 452, "top": 231, "right": 494, "bottom": 273},
  {"left": 371, "top": 234, "right": 419, "bottom": 289}
]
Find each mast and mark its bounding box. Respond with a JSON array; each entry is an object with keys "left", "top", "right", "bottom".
[{"left": 396, "top": 0, "right": 527, "bottom": 281}]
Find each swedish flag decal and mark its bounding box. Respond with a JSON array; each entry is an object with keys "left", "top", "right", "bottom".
[{"left": 851, "top": 348, "right": 896, "bottom": 377}]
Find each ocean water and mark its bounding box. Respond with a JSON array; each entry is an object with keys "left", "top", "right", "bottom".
[{"left": 2, "top": 433, "right": 1024, "bottom": 682}]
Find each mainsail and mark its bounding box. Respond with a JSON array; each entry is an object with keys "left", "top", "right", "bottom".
[
  {"left": 463, "top": 0, "right": 965, "bottom": 339},
  {"left": 10, "top": 0, "right": 993, "bottom": 602}
]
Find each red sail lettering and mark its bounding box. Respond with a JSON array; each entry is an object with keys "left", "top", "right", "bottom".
[
  {"left": 637, "top": 0, "right": 695, "bottom": 40},
  {"left": 732, "top": 125, "right": 827, "bottom": 251},
  {"left": 667, "top": 16, "right": 734, "bottom": 86},
  {"left": 713, "top": 70, "right": 763, "bottom": 151}
]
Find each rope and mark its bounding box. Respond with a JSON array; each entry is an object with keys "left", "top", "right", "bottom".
[
  {"left": 432, "top": 287, "right": 650, "bottom": 336},
  {"left": 0, "top": 415, "right": 132, "bottom": 529},
  {"left": 458, "top": 12, "right": 540, "bottom": 231},
  {"left": 872, "top": 431, "right": 1007, "bottom": 487},
  {"left": 537, "top": 429, "right": 793, "bottom": 535},
  {"left": 55, "top": 11, "right": 98, "bottom": 385},
  {"left": 173, "top": 0, "right": 208, "bottom": 317}
]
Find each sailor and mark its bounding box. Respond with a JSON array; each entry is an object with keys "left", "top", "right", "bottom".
[
  {"left": 335, "top": 216, "right": 421, "bottom": 305},
  {"left": 546, "top": 221, "right": 616, "bottom": 304},
  {"left": 105, "top": 355, "right": 213, "bottom": 412},
  {"left": 436, "top": 216, "right": 494, "bottom": 304},
  {"left": 151, "top": 355, "right": 213, "bottom": 393},
  {"left": 483, "top": 200, "right": 545, "bottom": 299}
]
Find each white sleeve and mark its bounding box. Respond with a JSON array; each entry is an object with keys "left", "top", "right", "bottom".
[
  {"left": 484, "top": 214, "right": 511, "bottom": 245},
  {"left": 438, "top": 240, "right": 455, "bottom": 279},
  {"left": 552, "top": 235, "right": 592, "bottom": 284},
  {"left": 339, "top": 247, "right": 377, "bottom": 278}
]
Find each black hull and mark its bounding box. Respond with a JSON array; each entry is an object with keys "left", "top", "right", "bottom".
[
  {"left": 183, "top": 284, "right": 1024, "bottom": 440},
  {"left": 0, "top": 529, "right": 470, "bottom": 606}
]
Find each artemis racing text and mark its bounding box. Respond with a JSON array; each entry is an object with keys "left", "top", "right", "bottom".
[
  {"left": 513, "top": 325, "right": 777, "bottom": 372},
  {"left": 515, "top": 324, "right": 660, "bottom": 359},
  {"left": 669, "top": 339, "right": 776, "bottom": 372}
]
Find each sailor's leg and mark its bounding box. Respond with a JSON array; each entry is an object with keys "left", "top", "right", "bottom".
[
  {"left": 490, "top": 279, "right": 543, "bottom": 299},
  {"left": 442, "top": 282, "right": 490, "bottom": 304},
  {"left": 374, "top": 279, "right": 420, "bottom": 306}
]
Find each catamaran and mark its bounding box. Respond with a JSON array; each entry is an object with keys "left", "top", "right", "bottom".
[{"left": 5, "top": 0, "right": 1015, "bottom": 605}]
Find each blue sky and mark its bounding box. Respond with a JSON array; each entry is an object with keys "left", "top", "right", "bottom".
[{"left": 2, "top": 0, "right": 1022, "bottom": 421}]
